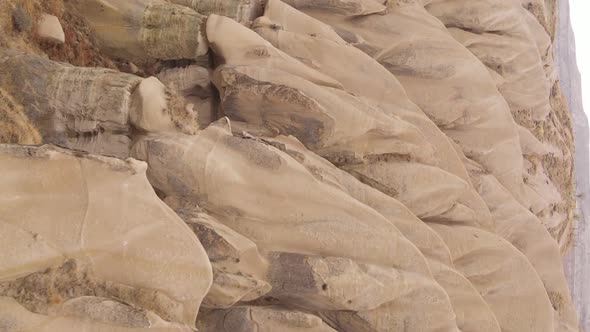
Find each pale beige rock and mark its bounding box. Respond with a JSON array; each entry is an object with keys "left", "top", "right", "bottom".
[
  {"left": 346, "top": 160, "right": 474, "bottom": 222},
  {"left": 475, "top": 173, "right": 579, "bottom": 332},
  {"left": 70, "top": 0, "right": 208, "bottom": 63},
  {"left": 131, "top": 126, "right": 430, "bottom": 273},
  {"left": 214, "top": 65, "right": 436, "bottom": 166},
  {"left": 290, "top": 1, "right": 542, "bottom": 213},
  {"left": 446, "top": 139, "right": 579, "bottom": 331},
  {"left": 0, "top": 144, "right": 212, "bottom": 328},
  {"left": 37, "top": 14, "right": 65, "bottom": 44},
  {"left": 266, "top": 135, "right": 500, "bottom": 332},
  {"left": 0, "top": 50, "right": 140, "bottom": 157},
  {"left": 207, "top": 16, "right": 497, "bottom": 231},
  {"left": 431, "top": 223, "right": 555, "bottom": 332},
  {"left": 49, "top": 296, "right": 151, "bottom": 328},
  {"left": 256, "top": 0, "right": 345, "bottom": 43},
  {"left": 197, "top": 306, "right": 337, "bottom": 332},
  {"left": 128, "top": 62, "right": 140, "bottom": 75},
  {"left": 424, "top": 0, "right": 577, "bottom": 243},
  {"left": 282, "top": 0, "right": 387, "bottom": 16},
  {"left": 0, "top": 51, "right": 197, "bottom": 157},
  {"left": 169, "top": 0, "right": 266, "bottom": 24},
  {"left": 262, "top": 135, "right": 453, "bottom": 264},
  {"left": 207, "top": 8, "right": 563, "bottom": 332},
  {"left": 130, "top": 77, "right": 178, "bottom": 133},
  {"left": 520, "top": 0, "right": 552, "bottom": 33},
  {"left": 0, "top": 259, "right": 185, "bottom": 323},
  {"left": 131, "top": 123, "right": 462, "bottom": 331},
  {"left": 206, "top": 272, "right": 270, "bottom": 307},
  {"left": 318, "top": 287, "right": 459, "bottom": 332},
  {"left": 519, "top": 125, "right": 550, "bottom": 155},
  {"left": 0, "top": 0, "right": 579, "bottom": 331},
  {"left": 157, "top": 65, "right": 211, "bottom": 98},
  {"left": 267, "top": 251, "right": 436, "bottom": 312},
  {"left": 207, "top": 14, "right": 342, "bottom": 89},
  {"left": 156, "top": 65, "right": 217, "bottom": 128},
  {"left": 0, "top": 297, "right": 191, "bottom": 332},
  {"left": 426, "top": 0, "right": 553, "bottom": 120},
  {"left": 213, "top": 61, "right": 493, "bottom": 231},
  {"left": 253, "top": 0, "right": 461, "bottom": 175},
  {"left": 524, "top": 158, "right": 562, "bottom": 211},
  {"left": 253, "top": 1, "right": 494, "bottom": 229},
  {"left": 129, "top": 76, "right": 198, "bottom": 134},
  {"left": 164, "top": 196, "right": 270, "bottom": 308}
]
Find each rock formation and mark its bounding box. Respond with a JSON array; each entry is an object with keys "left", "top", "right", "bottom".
[{"left": 0, "top": 0, "right": 582, "bottom": 331}]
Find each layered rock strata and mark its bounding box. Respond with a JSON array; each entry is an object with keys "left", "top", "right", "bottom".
[{"left": 0, "top": 0, "right": 580, "bottom": 331}]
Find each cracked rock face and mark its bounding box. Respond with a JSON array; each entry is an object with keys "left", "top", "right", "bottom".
[
  {"left": 0, "top": 0, "right": 581, "bottom": 331},
  {"left": 0, "top": 145, "right": 212, "bottom": 329}
]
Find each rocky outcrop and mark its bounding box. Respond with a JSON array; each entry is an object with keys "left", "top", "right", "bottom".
[
  {"left": 0, "top": 0, "right": 581, "bottom": 331},
  {"left": 131, "top": 124, "right": 460, "bottom": 331},
  {"left": 197, "top": 306, "right": 337, "bottom": 332},
  {"left": 69, "top": 0, "right": 208, "bottom": 64},
  {"left": 0, "top": 144, "right": 212, "bottom": 330},
  {"left": 169, "top": 0, "right": 266, "bottom": 24},
  {"left": 0, "top": 51, "right": 197, "bottom": 157}
]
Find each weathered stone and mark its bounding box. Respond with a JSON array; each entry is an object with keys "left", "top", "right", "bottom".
[
  {"left": 0, "top": 144, "right": 212, "bottom": 328},
  {"left": 131, "top": 123, "right": 461, "bottom": 332},
  {"left": 0, "top": 0, "right": 580, "bottom": 331},
  {"left": 0, "top": 297, "right": 192, "bottom": 332},
  {"left": 37, "top": 14, "right": 65, "bottom": 44},
  {"left": 169, "top": 0, "right": 266, "bottom": 24},
  {"left": 0, "top": 51, "right": 197, "bottom": 157},
  {"left": 197, "top": 306, "right": 337, "bottom": 332},
  {"left": 164, "top": 196, "right": 270, "bottom": 308},
  {"left": 70, "top": 0, "right": 208, "bottom": 63},
  {"left": 157, "top": 65, "right": 216, "bottom": 128}
]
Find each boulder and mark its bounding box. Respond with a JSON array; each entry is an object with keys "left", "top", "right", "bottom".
[{"left": 37, "top": 14, "right": 65, "bottom": 44}]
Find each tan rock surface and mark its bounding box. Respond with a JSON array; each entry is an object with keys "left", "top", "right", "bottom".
[
  {"left": 69, "top": 0, "right": 208, "bottom": 63},
  {"left": 131, "top": 124, "right": 461, "bottom": 331},
  {"left": 425, "top": 0, "right": 576, "bottom": 248},
  {"left": 0, "top": 51, "right": 197, "bottom": 158},
  {"left": 164, "top": 196, "right": 271, "bottom": 308},
  {"left": 265, "top": 135, "right": 501, "bottom": 332},
  {"left": 0, "top": 145, "right": 212, "bottom": 329},
  {"left": 37, "top": 14, "right": 65, "bottom": 44},
  {"left": 0, "top": 297, "right": 192, "bottom": 332},
  {"left": 156, "top": 65, "right": 217, "bottom": 128},
  {"left": 169, "top": 0, "right": 266, "bottom": 24},
  {"left": 0, "top": 0, "right": 580, "bottom": 331},
  {"left": 197, "top": 306, "right": 337, "bottom": 332}
]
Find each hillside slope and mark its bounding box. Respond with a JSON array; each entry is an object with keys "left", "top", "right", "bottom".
[{"left": 0, "top": 0, "right": 582, "bottom": 331}]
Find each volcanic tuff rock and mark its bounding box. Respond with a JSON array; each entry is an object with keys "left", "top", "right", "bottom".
[{"left": 0, "top": 0, "right": 581, "bottom": 331}]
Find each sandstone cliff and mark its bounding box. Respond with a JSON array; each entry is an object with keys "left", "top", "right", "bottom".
[{"left": 0, "top": 0, "right": 581, "bottom": 331}]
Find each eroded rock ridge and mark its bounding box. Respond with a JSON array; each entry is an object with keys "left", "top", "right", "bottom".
[{"left": 0, "top": 0, "right": 580, "bottom": 331}]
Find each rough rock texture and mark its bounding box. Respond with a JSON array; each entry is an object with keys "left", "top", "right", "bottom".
[
  {"left": 0, "top": 50, "right": 198, "bottom": 158},
  {"left": 169, "top": 0, "right": 266, "bottom": 25},
  {"left": 69, "top": 0, "right": 208, "bottom": 64},
  {"left": 0, "top": 0, "right": 582, "bottom": 331},
  {"left": 197, "top": 306, "right": 337, "bottom": 332},
  {"left": 0, "top": 144, "right": 212, "bottom": 330}
]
